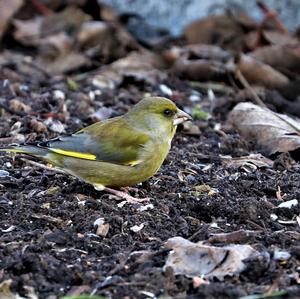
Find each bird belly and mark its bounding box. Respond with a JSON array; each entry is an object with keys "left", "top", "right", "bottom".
[{"left": 60, "top": 143, "right": 169, "bottom": 187}]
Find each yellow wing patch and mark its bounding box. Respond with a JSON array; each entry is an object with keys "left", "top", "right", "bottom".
[
  {"left": 50, "top": 149, "right": 142, "bottom": 165},
  {"left": 126, "top": 160, "right": 143, "bottom": 166},
  {"left": 50, "top": 148, "right": 97, "bottom": 160}
]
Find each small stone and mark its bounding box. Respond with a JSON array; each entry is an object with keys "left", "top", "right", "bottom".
[
  {"left": 9, "top": 99, "right": 31, "bottom": 113},
  {"left": 278, "top": 199, "right": 298, "bottom": 209},
  {"left": 44, "top": 118, "right": 65, "bottom": 133},
  {"left": 270, "top": 213, "right": 278, "bottom": 221},
  {"left": 93, "top": 217, "right": 105, "bottom": 227},
  {"left": 273, "top": 250, "right": 291, "bottom": 261},
  {"left": 0, "top": 170, "right": 9, "bottom": 178},
  {"left": 159, "top": 84, "right": 173, "bottom": 96},
  {"left": 130, "top": 223, "right": 144, "bottom": 232},
  {"left": 53, "top": 90, "right": 66, "bottom": 101}
]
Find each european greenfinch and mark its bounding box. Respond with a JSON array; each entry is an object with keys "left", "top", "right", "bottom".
[{"left": 0, "top": 97, "right": 191, "bottom": 203}]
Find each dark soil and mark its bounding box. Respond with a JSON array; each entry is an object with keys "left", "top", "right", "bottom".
[{"left": 0, "top": 64, "right": 300, "bottom": 299}]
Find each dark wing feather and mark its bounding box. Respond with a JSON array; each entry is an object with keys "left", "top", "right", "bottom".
[{"left": 39, "top": 117, "right": 150, "bottom": 166}]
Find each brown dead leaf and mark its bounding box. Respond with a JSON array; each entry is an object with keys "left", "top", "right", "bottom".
[
  {"left": 36, "top": 51, "right": 89, "bottom": 75},
  {"left": 251, "top": 44, "right": 300, "bottom": 74},
  {"left": 9, "top": 98, "right": 31, "bottom": 113},
  {"left": 164, "top": 45, "right": 232, "bottom": 81},
  {"left": 0, "top": 279, "right": 38, "bottom": 299},
  {"left": 38, "top": 32, "right": 73, "bottom": 59},
  {"left": 184, "top": 11, "right": 255, "bottom": 51},
  {"left": 40, "top": 6, "right": 91, "bottom": 37},
  {"left": 0, "top": 0, "right": 23, "bottom": 41},
  {"left": 12, "top": 17, "right": 42, "bottom": 46},
  {"left": 174, "top": 57, "right": 226, "bottom": 81},
  {"left": 92, "top": 51, "right": 166, "bottom": 89},
  {"left": 262, "top": 30, "right": 299, "bottom": 46},
  {"left": 237, "top": 54, "right": 289, "bottom": 89},
  {"left": 229, "top": 102, "right": 300, "bottom": 155},
  {"left": 184, "top": 14, "right": 243, "bottom": 51},
  {"left": 221, "top": 153, "right": 274, "bottom": 170},
  {"left": 164, "top": 45, "right": 232, "bottom": 66},
  {"left": 164, "top": 237, "right": 257, "bottom": 279},
  {"left": 77, "top": 21, "right": 109, "bottom": 49}
]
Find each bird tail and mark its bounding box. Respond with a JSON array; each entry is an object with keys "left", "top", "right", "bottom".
[{"left": 0, "top": 145, "right": 50, "bottom": 158}]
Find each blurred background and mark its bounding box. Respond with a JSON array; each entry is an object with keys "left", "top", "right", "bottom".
[{"left": 102, "top": 0, "right": 300, "bottom": 35}]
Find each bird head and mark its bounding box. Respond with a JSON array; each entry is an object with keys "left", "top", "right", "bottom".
[{"left": 126, "top": 97, "right": 192, "bottom": 138}]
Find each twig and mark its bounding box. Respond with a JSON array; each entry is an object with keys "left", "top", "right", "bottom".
[
  {"left": 250, "top": 1, "right": 289, "bottom": 50},
  {"left": 235, "top": 70, "right": 267, "bottom": 107},
  {"left": 22, "top": 60, "right": 51, "bottom": 79},
  {"left": 189, "top": 81, "right": 234, "bottom": 95},
  {"left": 256, "top": 1, "right": 288, "bottom": 34},
  {"left": 188, "top": 224, "right": 211, "bottom": 241},
  {"left": 208, "top": 229, "right": 262, "bottom": 244},
  {"left": 247, "top": 220, "right": 265, "bottom": 230}
]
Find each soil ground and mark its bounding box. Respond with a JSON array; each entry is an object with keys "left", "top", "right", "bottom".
[{"left": 0, "top": 65, "right": 300, "bottom": 299}]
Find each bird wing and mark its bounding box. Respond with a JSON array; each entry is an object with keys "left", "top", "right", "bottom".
[{"left": 38, "top": 117, "right": 150, "bottom": 166}]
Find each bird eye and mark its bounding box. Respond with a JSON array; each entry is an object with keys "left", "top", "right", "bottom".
[{"left": 163, "top": 109, "right": 173, "bottom": 116}]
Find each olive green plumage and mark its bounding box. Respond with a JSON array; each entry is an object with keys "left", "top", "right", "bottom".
[{"left": 1, "top": 97, "right": 191, "bottom": 189}]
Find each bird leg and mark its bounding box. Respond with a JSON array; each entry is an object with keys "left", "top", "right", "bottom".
[
  {"left": 104, "top": 187, "right": 150, "bottom": 204},
  {"left": 120, "top": 186, "right": 140, "bottom": 193},
  {"left": 93, "top": 184, "right": 150, "bottom": 204}
]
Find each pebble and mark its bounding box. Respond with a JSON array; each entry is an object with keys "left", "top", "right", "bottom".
[
  {"left": 278, "top": 199, "right": 298, "bottom": 209},
  {"left": 0, "top": 170, "right": 9, "bottom": 178},
  {"left": 159, "top": 84, "right": 173, "bottom": 96},
  {"left": 273, "top": 250, "right": 291, "bottom": 261},
  {"left": 53, "top": 90, "right": 66, "bottom": 101}
]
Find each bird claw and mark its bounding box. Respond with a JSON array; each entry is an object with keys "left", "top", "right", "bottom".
[{"left": 104, "top": 187, "right": 150, "bottom": 204}]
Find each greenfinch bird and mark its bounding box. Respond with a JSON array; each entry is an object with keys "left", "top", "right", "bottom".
[{"left": 0, "top": 97, "right": 191, "bottom": 203}]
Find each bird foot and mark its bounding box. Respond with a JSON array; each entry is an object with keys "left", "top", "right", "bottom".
[
  {"left": 104, "top": 187, "right": 150, "bottom": 204},
  {"left": 120, "top": 186, "right": 140, "bottom": 193}
]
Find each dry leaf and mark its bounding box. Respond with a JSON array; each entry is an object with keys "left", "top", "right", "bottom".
[
  {"left": 165, "top": 44, "right": 230, "bottom": 81},
  {"left": 12, "top": 17, "right": 42, "bottom": 46},
  {"left": 0, "top": 279, "right": 38, "bottom": 299},
  {"left": 184, "top": 14, "right": 245, "bottom": 51},
  {"left": 251, "top": 44, "right": 300, "bottom": 74},
  {"left": 9, "top": 98, "right": 31, "bottom": 113},
  {"left": 36, "top": 51, "right": 89, "bottom": 75},
  {"left": 262, "top": 30, "right": 299, "bottom": 46},
  {"left": 163, "top": 45, "right": 232, "bottom": 67},
  {"left": 77, "top": 21, "right": 109, "bottom": 49},
  {"left": 174, "top": 57, "right": 227, "bottom": 81},
  {"left": 164, "top": 237, "right": 257, "bottom": 279},
  {"left": 92, "top": 51, "right": 166, "bottom": 89},
  {"left": 38, "top": 32, "right": 73, "bottom": 59},
  {"left": 0, "top": 0, "right": 23, "bottom": 40},
  {"left": 237, "top": 54, "right": 289, "bottom": 89},
  {"left": 40, "top": 6, "right": 91, "bottom": 37},
  {"left": 221, "top": 154, "right": 274, "bottom": 170},
  {"left": 229, "top": 102, "right": 300, "bottom": 155}
]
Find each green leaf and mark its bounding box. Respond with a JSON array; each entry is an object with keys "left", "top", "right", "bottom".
[
  {"left": 67, "top": 77, "right": 79, "bottom": 91},
  {"left": 191, "top": 106, "right": 210, "bottom": 120}
]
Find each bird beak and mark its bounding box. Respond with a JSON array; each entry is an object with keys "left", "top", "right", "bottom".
[{"left": 173, "top": 109, "right": 192, "bottom": 126}]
